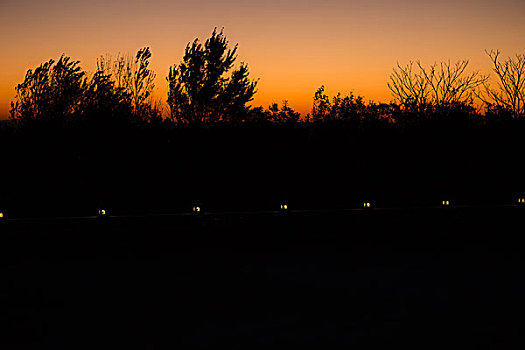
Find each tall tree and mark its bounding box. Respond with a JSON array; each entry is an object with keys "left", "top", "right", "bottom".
[
  {"left": 167, "top": 29, "right": 257, "bottom": 123},
  {"left": 96, "top": 47, "right": 157, "bottom": 120},
  {"left": 10, "top": 55, "right": 85, "bottom": 125}
]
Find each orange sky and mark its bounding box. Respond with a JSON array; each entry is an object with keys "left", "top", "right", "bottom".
[{"left": 1, "top": 0, "right": 524, "bottom": 119}]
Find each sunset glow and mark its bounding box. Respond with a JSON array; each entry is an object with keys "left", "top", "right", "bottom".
[{"left": 1, "top": 0, "right": 524, "bottom": 119}]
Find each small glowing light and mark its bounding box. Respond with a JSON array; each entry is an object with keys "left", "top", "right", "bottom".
[
  {"left": 363, "top": 202, "right": 371, "bottom": 208},
  {"left": 98, "top": 209, "right": 106, "bottom": 216},
  {"left": 193, "top": 206, "right": 201, "bottom": 212},
  {"left": 0, "top": 212, "right": 4, "bottom": 218},
  {"left": 442, "top": 200, "right": 450, "bottom": 206},
  {"left": 280, "top": 204, "right": 288, "bottom": 210}
]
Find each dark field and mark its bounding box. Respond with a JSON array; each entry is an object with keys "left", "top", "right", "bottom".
[{"left": 2, "top": 207, "right": 525, "bottom": 347}]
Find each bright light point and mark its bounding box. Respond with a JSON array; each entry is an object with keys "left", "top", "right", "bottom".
[
  {"left": 280, "top": 204, "right": 288, "bottom": 210},
  {"left": 0, "top": 212, "right": 3, "bottom": 218},
  {"left": 98, "top": 209, "right": 106, "bottom": 215},
  {"left": 193, "top": 206, "right": 201, "bottom": 212},
  {"left": 363, "top": 202, "right": 371, "bottom": 208}
]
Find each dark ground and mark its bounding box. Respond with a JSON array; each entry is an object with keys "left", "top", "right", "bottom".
[{"left": 2, "top": 206, "right": 525, "bottom": 348}]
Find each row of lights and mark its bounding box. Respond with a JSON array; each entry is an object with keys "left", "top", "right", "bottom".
[
  {"left": 95, "top": 198, "right": 520, "bottom": 216},
  {"left": 1, "top": 198, "right": 524, "bottom": 220}
]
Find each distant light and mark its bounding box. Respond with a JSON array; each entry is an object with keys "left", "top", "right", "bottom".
[
  {"left": 442, "top": 200, "right": 450, "bottom": 207},
  {"left": 280, "top": 204, "right": 288, "bottom": 211},
  {"left": 0, "top": 212, "right": 4, "bottom": 218},
  {"left": 519, "top": 198, "right": 525, "bottom": 204},
  {"left": 363, "top": 202, "right": 371, "bottom": 208},
  {"left": 98, "top": 209, "right": 106, "bottom": 216},
  {"left": 193, "top": 206, "right": 201, "bottom": 213}
]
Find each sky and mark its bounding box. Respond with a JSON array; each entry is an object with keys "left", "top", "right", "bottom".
[{"left": 0, "top": 0, "right": 524, "bottom": 119}]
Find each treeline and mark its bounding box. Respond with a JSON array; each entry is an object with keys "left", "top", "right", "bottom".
[
  {"left": 1, "top": 30, "right": 525, "bottom": 216},
  {"left": 7, "top": 29, "right": 525, "bottom": 127}
]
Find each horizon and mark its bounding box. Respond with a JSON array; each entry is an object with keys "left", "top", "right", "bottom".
[{"left": 1, "top": 0, "right": 524, "bottom": 119}]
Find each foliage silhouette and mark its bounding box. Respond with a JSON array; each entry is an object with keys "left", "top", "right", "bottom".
[
  {"left": 167, "top": 29, "right": 257, "bottom": 124},
  {"left": 10, "top": 49, "right": 160, "bottom": 128},
  {"left": 266, "top": 101, "right": 301, "bottom": 123},
  {"left": 97, "top": 47, "right": 159, "bottom": 122},
  {"left": 10, "top": 55, "right": 85, "bottom": 126},
  {"left": 312, "top": 85, "right": 370, "bottom": 123},
  {"left": 80, "top": 70, "right": 132, "bottom": 125}
]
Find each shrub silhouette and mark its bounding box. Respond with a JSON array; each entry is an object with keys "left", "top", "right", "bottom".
[
  {"left": 267, "top": 101, "right": 301, "bottom": 123},
  {"left": 312, "top": 85, "right": 369, "bottom": 122}
]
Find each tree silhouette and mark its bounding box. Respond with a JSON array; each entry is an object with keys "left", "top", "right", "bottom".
[
  {"left": 481, "top": 50, "right": 525, "bottom": 118},
  {"left": 311, "top": 85, "right": 368, "bottom": 122},
  {"left": 267, "top": 101, "right": 301, "bottom": 123},
  {"left": 166, "top": 29, "right": 257, "bottom": 124},
  {"left": 10, "top": 55, "right": 85, "bottom": 126},
  {"left": 80, "top": 70, "right": 132, "bottom": 124},
  {"left": 388, "top": 60, "right": 486, "bottom": 113},
  {"left": 312, "top": 86, "right": 331, "bottom": 121},
  {"left": 96, "top": 47, "right": 158, "bottom": 122}
]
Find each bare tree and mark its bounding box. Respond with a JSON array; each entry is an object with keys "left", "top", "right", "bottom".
[
  {"left": 388, "top": 60, "right": 486, "bottom": 111},
  {"left": 482, "top": 50, "right": 525, "bottom": 117},
  {"left": 388, "top": 61, "right": 430, "bottom": 111}
]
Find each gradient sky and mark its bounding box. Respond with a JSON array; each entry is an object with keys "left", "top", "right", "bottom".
[{"left": 1, "top": 0, "right": 524, "bottom": 119}]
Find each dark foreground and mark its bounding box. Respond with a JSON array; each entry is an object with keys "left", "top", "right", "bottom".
[{"left": 2, "top": 207, "right": 525, "bottom": 347}]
